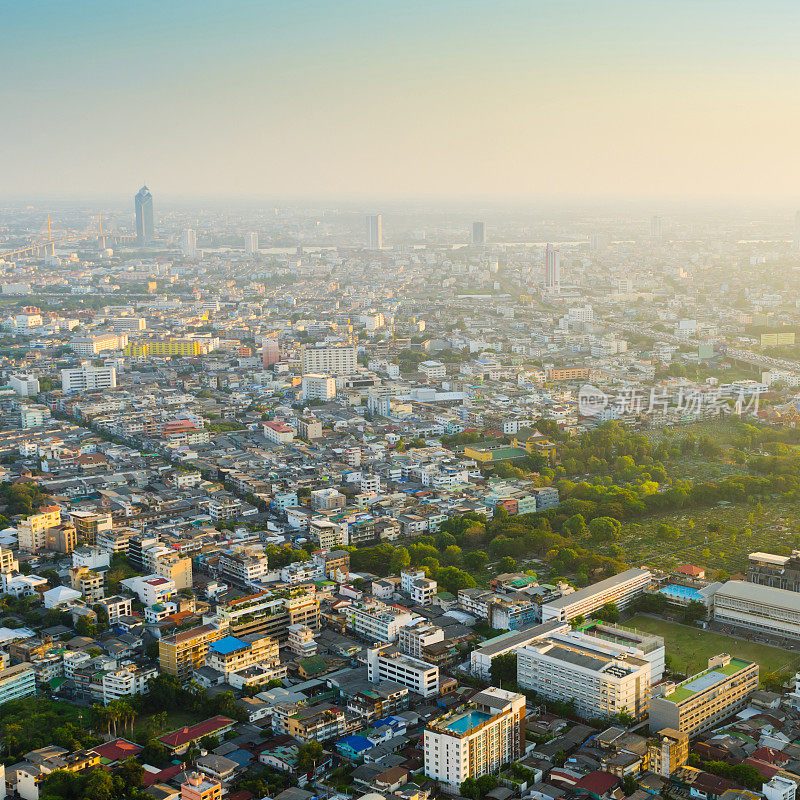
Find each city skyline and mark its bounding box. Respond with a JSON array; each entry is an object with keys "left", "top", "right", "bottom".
[{"left": 3, "top": 1, "right": 800, "bottom": 201}]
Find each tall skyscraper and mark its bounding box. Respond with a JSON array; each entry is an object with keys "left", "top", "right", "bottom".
[
  {"left": 181, "top": 229, "right": 197, "bottom": 258},
  {"left": 366, "top": 214, "right": 382, "bottom": 250},
  {"left": 262, "top": 338, "right": 280, "bottom": 368},
  {"left": 544, "top": 243, "right": 561, "bottom": 292},
  {"left": 245, "top": 232, "right": 259, "bottom": 253},
  {"left": 135, "top": 186, "right": 154, "bottom": 244},
  {"left": 650, "top": 215, "right": 663, "bottom": 239},
  {"left": 471, "top": 221, "right": 486, "bottom": 245}
]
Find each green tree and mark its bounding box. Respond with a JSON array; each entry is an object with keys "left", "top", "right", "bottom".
[
  {"left": 594, "top": 602, "right": 620, "bottom": 623},
  {"left": 297, "top": 741, "right": 324, "bottom": 773},
  {"left": 489, "top": 653, "right": 517, "bottom": 686}
]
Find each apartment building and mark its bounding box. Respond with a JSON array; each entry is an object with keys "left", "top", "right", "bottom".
[
  {"left": 287, "top": 624, "right": 318, "bottom": 657},
  {"left": 271, "top": 701, "right": 347, "bottom": 743},
  {"left": 541, "top": 568, "right": 652, "bottom": 623},
  {"left": 262, "top": 421, "right": 295, "bottom": 445},
  {"left": 218, "top": 551, "right": 270, "bottom": 587},
  {"left": 17, "top": 505, "right": 62, "bottom": 552},
  {"left": 159, "top": 624, "right": 225, "bottom": 680},
  {"left": 347, "top": 602, "right": 415, "bottom": 643},
  {"left": 70, "top": 566, "right": 104, "bottom": 603},
  {"left": 102, "top": 661, "right": 158, "bottom": 705},
  {"left": 181, "top": 773, "right": 222, "bottom": 800},
  {"left": 301, "top": 373, "right": 337, "bottom": 401},
  {"left": 155, "top": 554, "right": 193, "bottom": 591},
  {"left": 300, "top": 344, "right": 357, "bottom": 376},
  {"left": 313, "top": 550, "right": 350, "bottom": 580},
  {"left": 69, "top": 510, "right": 113, "bottom": 544},
  {"left": 310, "top": 519, "right": 347, "bottom": 550},
  {"left": 205, "top": 633, "right": 279, "bottom": 676},
  {"left": 648, "top": 728, "right": 690, "bottom": 777},
  {"left": 0, "top": 663, "right": 36, "bottom": 704},
  {"left": 297, "top": 416, "right": 323, "bottom": 440},
  {"left": 70, "top": 333, "right": 127, "bottom": 355},
  {"left": 517, "top": 633, "right": 652, "bottom": 721},
  {"left": 61, "top": 365, "right": 117, "bottom": 393},
  {"left": 399, "top": 620, "right": 445, "bottom": 659},
  {"left": 310, "top": 488, "right": 346, "bottom": 510},
  {"left": 649, "top": 654, "right": 758, "bottom": 737},
  {"left": 367, "top": 645, "right": 440, "bottom": 698},
  {"left": 424, "top": 687, "right": 526, "bottom": 792},
  {"left": 99, "top": 595, "right": 132, "bottom": 623}
]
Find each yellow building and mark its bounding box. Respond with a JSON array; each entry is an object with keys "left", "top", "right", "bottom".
[
  {"left": 648, "top": 728, "right": 689, "bottom": 776},
  {"left": 159, "top": 624, "right": 224, "bottom": 680},
  {"left": 205, "top": 633, "right": 279, "bottom": 676},
  {"left": 512, "top": 431, "right": 558, "bottom": 465},
  {"left": 124, "top": 339, "right": 209, "bottom": 358},
  {"left": 649, "top": 654, "right": 758, "bottom": 737}
]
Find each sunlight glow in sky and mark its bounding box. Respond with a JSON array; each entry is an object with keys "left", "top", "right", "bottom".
[{"left": 3, "top": 0, "right": 800, "bottom": 201}]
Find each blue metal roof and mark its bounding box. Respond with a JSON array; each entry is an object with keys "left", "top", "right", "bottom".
[{"left": 209, "top": 635, "right": 248, "bottom": 655}]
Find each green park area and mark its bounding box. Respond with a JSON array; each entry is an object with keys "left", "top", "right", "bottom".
[{"left": 626, "top": 614, "right": 800, "bottom": 681}]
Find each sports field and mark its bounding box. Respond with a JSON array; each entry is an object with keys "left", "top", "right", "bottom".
[{"left": 626, "top": 614, "right": 800, "bottom": 680}]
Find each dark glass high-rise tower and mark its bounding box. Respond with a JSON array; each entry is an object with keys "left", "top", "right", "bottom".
[{"left": 134, "top": 185, "right": 154, "bottom": 243}]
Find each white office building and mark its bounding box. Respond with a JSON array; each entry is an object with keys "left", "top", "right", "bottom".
[
  {"left": 366, "top": 214, "right": 382, "bottom": 250},
  {"left": 348, "top": 603, "right": 415, "bottom": 643},
  {"left": 61, "top": 364, "right": 117, "bottom": 393},
  {"left": 245, "top": 232, "right": 259, "bottom": 253},
  {"left": 300, "top": 345, "right": 357, "bottom": 376},
  {"left": 302, "top": 373, "right": 336, "bottom": 401},
  {"left": 517, "top": 631, "right": 651, "bottom": 721},
  {"left": 541, "top": 568, "right": 651, "bottom": 623},
  {"left": 367, "top": 645, "right": 439, "bottom": 698}
]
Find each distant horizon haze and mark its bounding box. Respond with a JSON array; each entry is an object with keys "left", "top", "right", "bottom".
[{"left": 3, "top": 0, "right": 800, "bottom": 201}]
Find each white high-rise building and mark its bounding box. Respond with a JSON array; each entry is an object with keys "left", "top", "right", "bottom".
[
  {"left": 651, "top": 215, "right": 663, "bottom": 239},
  {"left": 300, "top": 345, "right": 357, "bottom": 376},
  {"left": 544, "top": 243, "right": 560, "bottom": 292},
  {"left": 366, "top": 214, "right": 382, "bottom": 250},
  {"left": 245, "top": 232, "right": 259, "bottom": 253},
  {"left": 301, "top": 373, "right": 336, "bottom": 401},
  {"left": 517, "top": 632, "right": 652, "bottom": 720},
  {"left": 181, "top": 229, "right": 197, "bottom": 258},
  {"left": 61, "top": 364, "right": 117, "bottom": 393},
  {"left": 424, "top": 688, "right": 526, "bottom": 792}
]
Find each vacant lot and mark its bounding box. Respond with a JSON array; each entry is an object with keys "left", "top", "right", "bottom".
[{"left": 626, "top": 614, "right": 800, "bottom": 680}]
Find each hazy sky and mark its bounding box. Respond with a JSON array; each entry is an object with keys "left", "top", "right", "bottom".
[{"left": 3, "top": 0, "right": 800, "bottom": 201}]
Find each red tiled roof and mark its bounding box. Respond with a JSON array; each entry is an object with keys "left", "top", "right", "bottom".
[
  {"left": 90, "top": 738, "right": 143, "bottom": 763},
  {"left": 750, "top": 747, "right": 790, "bottom": 765},
  {"left": 574, "top": 771, "right": 620, "bottom": 795},
  {"left": 158, "top": 716, "right": 235, "bottom": 749},
  {"left": 143, "top": 763, "right": 184, "bottom": 787}
]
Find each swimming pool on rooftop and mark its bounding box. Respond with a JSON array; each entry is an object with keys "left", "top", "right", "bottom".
[{"left": 445, "top": 710, "right": 492, "bottom": 734}]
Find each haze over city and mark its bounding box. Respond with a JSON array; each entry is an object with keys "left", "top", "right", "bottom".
[
  {"left": 5, "top": 5, "right": 800, "bottom": 800},
  {"left": 4, "top": 0, "right": 800, "bottom": 201}
]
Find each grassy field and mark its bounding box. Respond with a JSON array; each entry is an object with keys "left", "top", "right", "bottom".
[{"left": 626, "top": 614, "right": 800, "bottom": 680}]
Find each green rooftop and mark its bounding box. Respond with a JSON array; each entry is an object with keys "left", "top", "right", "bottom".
[{"left": 664, "top": 656, "right": 753, "bottom": 704}]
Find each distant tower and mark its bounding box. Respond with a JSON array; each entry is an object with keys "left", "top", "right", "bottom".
[
  {"left": 366, "top": 214, "right": 382, "bottom": 250},
  {"left": 135, "top": 186, "right": 154, "bottom": 244},
  {"left": 262, "top": 339, "right": 280, "bottom": 368},
  {"left": 794, "top": 211, "right": 800, "bottom": 252},
  {"left": 181, "top": 229, "right": 197, "bottom": 258},
  {"left": 471, "top": 221, "right": 486, "bottom": 245},
  {"left": 544, "top": 243, "right": 561, "bottom": 293},
  {"left": 650, "top": 215, "right": 663, "bottom": 239},
  {"left": 245, "top": 232, "right": 259, "bottom": 253}
]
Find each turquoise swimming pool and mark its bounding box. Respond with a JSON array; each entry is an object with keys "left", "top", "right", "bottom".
[
  {"left": 445, "top": 710, "right": 492, "bottom": 734},
  {"left": 660, "top": 584, "right": 703, "bottom": 602}
]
